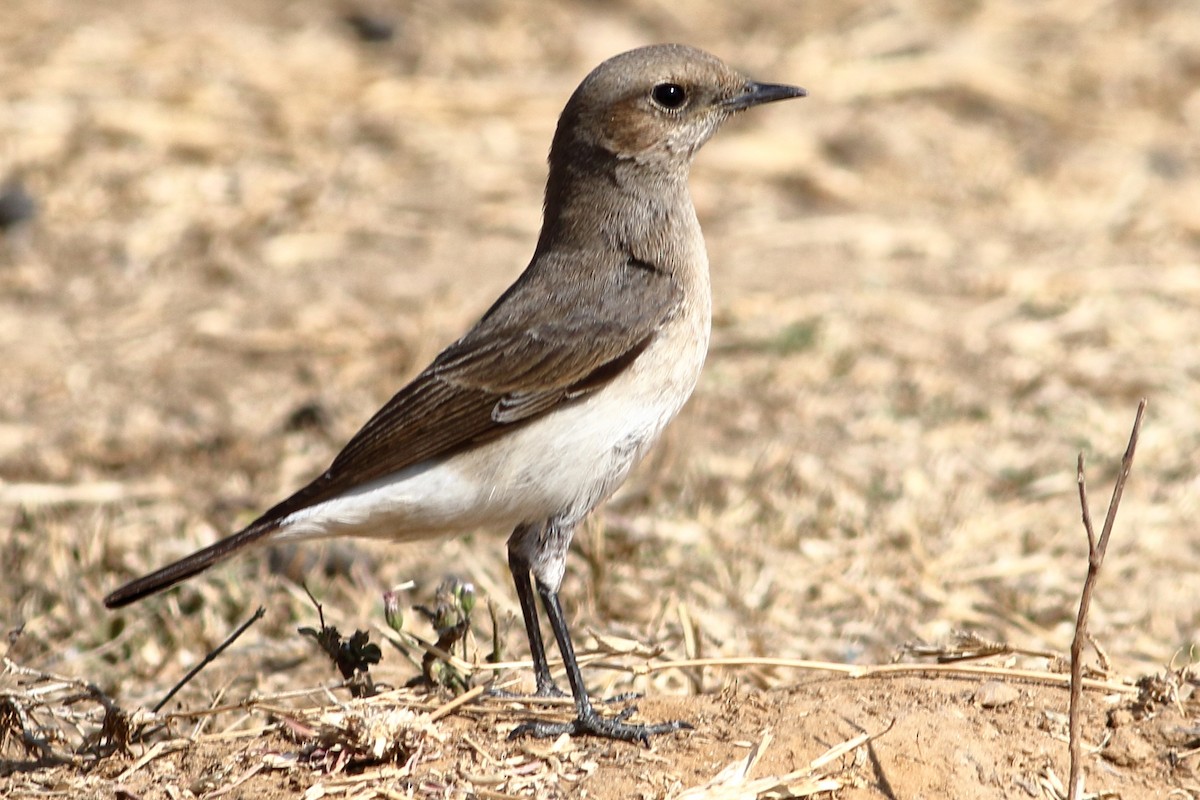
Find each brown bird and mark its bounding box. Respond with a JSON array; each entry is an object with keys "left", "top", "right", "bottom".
[{"left": 106, "top": 43, "right": 805, "bottom": 743}]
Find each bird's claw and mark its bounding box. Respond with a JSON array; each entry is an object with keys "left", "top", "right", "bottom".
[{"left": 508, "top": 705, "right": 691, "bottom": 746}]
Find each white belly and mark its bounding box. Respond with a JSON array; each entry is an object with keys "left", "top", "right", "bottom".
[{"left": 274, "top": 301, "right": 710, "bottom": 544}]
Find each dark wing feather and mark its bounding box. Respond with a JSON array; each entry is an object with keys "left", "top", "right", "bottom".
[
  {"left": 104, "top": 252, "right": 679, "bottom": 609},
  {"left": 252, "top": 251, "right": 681, "bottom": 525}
]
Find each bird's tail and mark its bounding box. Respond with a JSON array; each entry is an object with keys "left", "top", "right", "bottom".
[{"left": 103, "top": 521, "right": 279, "bottom": 608}]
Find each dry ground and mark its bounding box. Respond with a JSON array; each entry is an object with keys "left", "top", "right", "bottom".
[{"left": 3, "top": 0, "right": 1200, "bottom": 797}]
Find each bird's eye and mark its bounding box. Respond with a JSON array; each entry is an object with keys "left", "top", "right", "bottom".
[{"left": 650, "top": 82, "right": 688, "bottom": 110}]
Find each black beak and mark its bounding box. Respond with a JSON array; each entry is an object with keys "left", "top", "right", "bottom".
[{"left": 722, "top": 81, "right": 807, "bottom": 111}]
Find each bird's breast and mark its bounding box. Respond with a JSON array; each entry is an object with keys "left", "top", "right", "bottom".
[{"left": 275, "top": 259, "right": 712, "bottom": 544}]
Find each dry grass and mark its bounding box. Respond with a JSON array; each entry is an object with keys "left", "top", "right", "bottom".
[{"left": 2, "top": 0, "right": 1200, "bottom": 796}]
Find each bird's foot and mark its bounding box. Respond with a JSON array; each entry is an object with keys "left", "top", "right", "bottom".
[
  {"left": 509, "top": 704, "right": 691, "bottom": 745},
  {"left": 602, "top": 691, "right": 643, "bottom": 704}
]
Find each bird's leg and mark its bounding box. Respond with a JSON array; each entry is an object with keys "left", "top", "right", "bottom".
[
  {"left": 508, "top": 579, "right": 692, "bottom": 745},
  {"left": 495, "top": 525, "right": 568, "bottom": 699}
]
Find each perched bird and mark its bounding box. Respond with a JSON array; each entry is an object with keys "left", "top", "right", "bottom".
[{"left": 106, "top": 44, "right": 805, "bottom": 743}]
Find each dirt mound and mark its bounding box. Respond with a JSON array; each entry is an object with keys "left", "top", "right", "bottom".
[{"left": 3, "top": 664, "right": 1193, "bottom": 798}]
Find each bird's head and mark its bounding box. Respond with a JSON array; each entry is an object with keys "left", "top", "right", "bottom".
[{"left": 553, "top": 44, "right": 805, "bottom": 171}]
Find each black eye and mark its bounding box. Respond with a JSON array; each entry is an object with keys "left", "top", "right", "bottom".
[{"left": 651, "top": 82, "right": 687, "bottom": 110}]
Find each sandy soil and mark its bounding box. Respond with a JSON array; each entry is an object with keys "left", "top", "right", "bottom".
[{"left": 2, "top": 0, "right": 1199, "bottom": 797}]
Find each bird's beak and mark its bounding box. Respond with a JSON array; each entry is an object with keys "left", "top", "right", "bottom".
[{"left": 721, "top": 81, "right": 807, "bottom": 111}]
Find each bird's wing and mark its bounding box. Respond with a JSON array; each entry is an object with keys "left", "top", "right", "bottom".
[
  {"left": 254, "top": 252, "right": 681, "bottom": 525},
  {"left": 103, "top": 252, "right": 680, "bottom": 609}
]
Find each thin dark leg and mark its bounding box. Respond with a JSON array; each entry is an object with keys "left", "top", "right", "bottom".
[
  {"left": 508, "top": 581, "right": 692, "bottom": 745},
  {"left": 540, "top": 585, "right": 598, "bottom": 719},
  {"left": 503, "top": 538, "right": 568, "bottom": 698}
]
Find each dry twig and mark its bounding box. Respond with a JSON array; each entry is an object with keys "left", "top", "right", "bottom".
[
  {"left": 153, "top": 606, "right": 265, "bottom": 714},
  {"left": 1, "top": 657, "right": 133, "bottom": 763},
  {"left": 630, "top": 655, "right": 1137, "bottom": 695},
  {"left": 1067, "top": 399, "right": 1146, "bottom": 800}
]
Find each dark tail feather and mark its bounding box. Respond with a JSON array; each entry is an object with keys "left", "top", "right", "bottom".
[{"left": 104, "top": 521, "right": 279, "bottom": 608}]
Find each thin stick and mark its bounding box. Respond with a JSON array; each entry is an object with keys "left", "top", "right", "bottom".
[
  {"left": 629, "top": 656, "right": 1136, "bottom": 694},
  {"left": 1068, "top": 399, "right": 1145, "bottom": 800},
  {"left": 427, "top": 684, "right": 487, "bottom": 722},
  {"left": 153, "top": 606, "right": 266, "bottom": 713}
]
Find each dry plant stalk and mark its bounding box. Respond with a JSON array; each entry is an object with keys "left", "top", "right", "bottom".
[
  {"left": 153, "top": 605, "right": 265, "bottom": 714},
  {"left": 1067, "top": 399, "right": 1146, "bottom": 800}
]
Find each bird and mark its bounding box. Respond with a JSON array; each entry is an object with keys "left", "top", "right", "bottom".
[{"left": 105, "top": 43, "right": 805, "bottom": 743}]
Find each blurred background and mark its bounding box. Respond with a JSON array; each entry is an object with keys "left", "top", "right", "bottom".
[{"left": 2, "top": 0, "right": 1198, "bottom": 708}]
